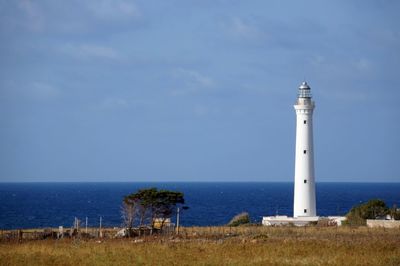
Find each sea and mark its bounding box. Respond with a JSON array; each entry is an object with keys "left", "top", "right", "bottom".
[{"left": 0, "top": 182, "right": 399, "bottom": 230}]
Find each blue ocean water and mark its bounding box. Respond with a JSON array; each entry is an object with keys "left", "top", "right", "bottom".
[{"left": 0, "top": 182, "right": 399, "bottom": 229}]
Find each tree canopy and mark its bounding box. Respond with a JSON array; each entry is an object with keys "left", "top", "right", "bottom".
[{"left": 122, "top": 188, "right": 185, "bottom": 231}]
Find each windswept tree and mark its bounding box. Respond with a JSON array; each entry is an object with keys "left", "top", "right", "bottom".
[
  {"left": 151, "top": 190, "right": 185, "bottom": 229},
  {"left": 123, "top": 188, "right": 185, "bottom": 231},
  {"left": 125, "top": 188, "right": 158, "bottom": 227}
]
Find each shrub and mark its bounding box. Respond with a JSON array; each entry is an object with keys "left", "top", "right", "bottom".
[
  {"left": 344, "top": 199, "right": 389, "bottom": 226},
  {"left": 389, "top": 204, "right": 400, "bottom": 220},
  {"left": 228, "top": 212, "right": 250, "bottom": 227}
]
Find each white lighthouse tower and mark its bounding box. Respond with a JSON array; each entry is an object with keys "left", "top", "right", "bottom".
[
  {"left": 293, "top": 81, "right": 316, "bottom": 217},
  {"left": 262, "top": 82, "right": 347, "bottom": 226},
  {"left": 262, "top": 81, "right": 327, "bottom": 226}
]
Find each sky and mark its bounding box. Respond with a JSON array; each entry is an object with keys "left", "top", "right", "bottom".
[{"left": 0, "top": 0, "right": 399, "bottom": 182}]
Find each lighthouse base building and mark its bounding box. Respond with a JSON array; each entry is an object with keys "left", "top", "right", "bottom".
[{"left": 261, "top": 215, "right": 346, "bottom": 226}]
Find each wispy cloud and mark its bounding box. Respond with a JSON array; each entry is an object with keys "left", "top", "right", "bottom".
[
  {"left": 2, "top": 0, "right": 142, "bottom": 34},
  {"left": 173, "top": 68, "right": 215, "bottom": 87},
  {"left": 30, "top": 82, "right": 61, "bottom": 100},
  {"left": 15, "top": 0, "right": 44, "bottom": 31},
  {"left": 171, "top": 68, "right": 216, "bottom": 96},
  {"left": 60, "top": 43, "right": 120, "bottom": 60},
  {"left": 227, "top": 17, "right": 265, "bottom": 41},
  {"left": 98, "top": 97, "right": 129, "bottom": 110},
  {"left": 319, "top": 88, "right": 370, "bottom": 104},
  {"left": 85, "top": 0, "right": 140, "bottom": 21},
  {"left": 193, "top": 104, "right": 222, "bottom": 118},
  {"left": 222, "top": 15, "right": 327, "bottom": 51},
  {"left": 89, "top": 97, "right": 153, "bottom": 111},
  {"left": 309, "top": 55, "right": 326, "bottom": 66},
  {"left": 1, "top": 81, "right": 61, "bottom": 102}
]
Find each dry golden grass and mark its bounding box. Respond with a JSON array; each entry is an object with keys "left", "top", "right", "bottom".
[{"left": 1, "top": 226, "right": 399, "bottom": 266}]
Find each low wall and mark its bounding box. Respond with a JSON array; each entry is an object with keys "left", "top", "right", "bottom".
[{"left": 366, "top": 220, "right": 400, "bottom": 228}]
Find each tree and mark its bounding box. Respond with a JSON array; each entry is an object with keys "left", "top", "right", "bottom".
[
  {"left": 344, "top": 199, "right": 389, "bottom": 226},
  {"left": 121, "top": 197, "right": 138, "bottom": 236},
  {"left": 123, "top": 188, "right": 185, "bottom": 232},
  {"left": 125, "top": 188, "right": 158, "bottom": 227},
  {"left": 151, "top": 190, "right": 184, "bottom": 229}
]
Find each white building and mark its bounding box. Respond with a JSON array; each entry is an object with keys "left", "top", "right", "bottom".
[
  {"left": 262, "top": 215, "right": 319, "bottom": 226},
  {"left": 293, "top": 81, "right": 316, "bottom": 217}
]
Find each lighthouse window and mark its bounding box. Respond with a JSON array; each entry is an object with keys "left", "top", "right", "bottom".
[
  {"left": 304, "top": 209, "right": 307, "bottom": 213},
  {"left": 303, "top": 150, "right": 307, "bottom": 154},
  {"left": 304, "top": 120, "right": 307, "bottom": 124},
  {"left": 304, "top": 180, "right": 307, "bottom": 184}
]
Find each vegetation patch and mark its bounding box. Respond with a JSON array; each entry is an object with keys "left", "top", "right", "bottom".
[
  {"left": 1, "top": 226, "right": 399, "bottom": 266},
  {"left": 344, "top": 199, "right": 400, "bottom": 226},
  {"left": 227, "top": 212, "right": 250, "bottom": 227}
]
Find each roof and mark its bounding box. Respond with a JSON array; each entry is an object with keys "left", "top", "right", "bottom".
[{"left": 299, "top": 81, "right": 310, "bottom": 90}]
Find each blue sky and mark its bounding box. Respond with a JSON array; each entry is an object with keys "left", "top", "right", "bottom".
[{"left": 0, "top": 0, "right": 399, "bottom": 182}]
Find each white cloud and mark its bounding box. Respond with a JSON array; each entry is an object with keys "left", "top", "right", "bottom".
[
  {"left": 2, "top": 1, "right": 142, "bottom": 34},
  {"left": 224, "top": 17, "right": 266, "bottom": 42},
  {"left": 89, "top": 97, "right": 155, "bottom": 111},
  {"left": 0, "top": 80, "right": 60, "bottom": 102},
  {"left": 32, "top": 81, "right": 59, "bottom": 96},
  {"left": 86, "top": 0, "right": 140, "bottom": 20},
  {"left": 173, "top": 68, "right": 215, "bottom": 87},
  {"left": 171, "top": 68, "right": 216, "bottom": 96},
  {"left": 29, "top": 82, "right": 61, "bottom": 100},
  {"left": 16, "top": 0, "right": 44, "bottom": 31},
  {"left": 60, "top": 43, "right": 119, "bottom": 60},
  {"left": 3, "top": 81, "right": 62, "bottom": 101},
  {"left": 320, "top": 89, "right": 370, "bottom": 103},
  {"left": 232, "top": 18, "right": 259, "bottom": 37}
]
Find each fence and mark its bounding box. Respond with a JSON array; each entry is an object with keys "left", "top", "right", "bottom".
[
  {"left": 2, "top": 224, "right": 399, "bottom": 242},
  {"left": 0, "top": 226, "right": 176, "bottom": 241}
]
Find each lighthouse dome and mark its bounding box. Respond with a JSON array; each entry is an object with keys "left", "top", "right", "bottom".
[{"left": 299, "top": 81, "right": 310, "bottom": 90}]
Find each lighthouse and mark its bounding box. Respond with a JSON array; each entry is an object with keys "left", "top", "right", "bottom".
[
  {"left": 261, "top": 81, "right": 346, "bottom": 226},
  {"left": 262, "top": 82, "right": 346, "bottom": 225},
  {"left": 293, "top": 81, "right": 316, "bottom": 217}
]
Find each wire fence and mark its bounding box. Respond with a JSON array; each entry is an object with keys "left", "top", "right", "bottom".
[{"left": 2, "top": 223, "right": 398, "bottom": 242}]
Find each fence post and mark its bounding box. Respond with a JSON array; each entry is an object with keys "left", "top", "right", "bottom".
[
  {"left": 99, "top": 216, "right": 103, "bottom": 238},
  {"left": 176, "top": 207, "right": 180, "bottom": 235}
]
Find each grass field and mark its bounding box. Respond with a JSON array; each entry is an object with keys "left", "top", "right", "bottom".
[{"left": 1, "top": 226, "right": 399, "bottom": 265}]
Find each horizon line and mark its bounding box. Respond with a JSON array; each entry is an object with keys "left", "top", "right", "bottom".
[{"left": 0, "top": 180, "right": 399, "bottom": 184}]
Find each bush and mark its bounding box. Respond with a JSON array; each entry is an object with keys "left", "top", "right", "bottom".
[
  {"left": 389, "top": 205, "right": 400, "bottom": 220},
  {"left": 344, "top": 199, "right": 389, "bottom": 226},
  {"left": 228, "top": 212, "right": 250, "bottom": 227}
]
